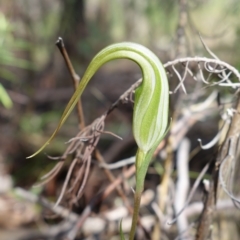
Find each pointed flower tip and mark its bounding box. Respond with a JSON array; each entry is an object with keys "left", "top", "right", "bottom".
[
  {"left": 26, "top": 151, "right": 39, "bottom": 159},
  {"left": 27, "top": 142, "right": 50, "bottom": 159}
]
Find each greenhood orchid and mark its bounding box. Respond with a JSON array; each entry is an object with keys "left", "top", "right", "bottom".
[{"left": 28, "top": 42, "right": 169, "bottom": 239}]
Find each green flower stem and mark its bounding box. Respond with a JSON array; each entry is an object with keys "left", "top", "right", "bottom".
[
  {"left": 129, "top": 190, "right": 142, "bottom": 239},
  {"left": 129, "top": 149, "right": 154, "bottom": 240}
]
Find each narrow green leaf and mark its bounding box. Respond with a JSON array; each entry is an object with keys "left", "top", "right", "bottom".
[
  {"left": 119, "top": 219, "right": 126, "bottom": 240},
  {"left": 0, "top": 83, "right": 13, "bottom": 108}
]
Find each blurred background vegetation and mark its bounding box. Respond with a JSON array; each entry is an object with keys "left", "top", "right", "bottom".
[{"left": 1, "top": 0, "right": 240, "bottom": 239}]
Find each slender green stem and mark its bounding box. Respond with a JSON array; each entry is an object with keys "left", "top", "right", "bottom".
[
  {"left": 129, "top": 149, "right": 153, "bottom": 240},
  {"left": 129, "top": 189, "right": 142, "bottom": 240}
]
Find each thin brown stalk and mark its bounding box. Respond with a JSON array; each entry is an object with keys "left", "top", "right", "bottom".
[
  {"left": 55, "top": 37, "right": 85, "bottom": 129},
  {"left": 76, "top": 156, "right": 92, "bottom": 200},
  {"left": 54, "top": 158, "right": 79, "bottom": 207}
]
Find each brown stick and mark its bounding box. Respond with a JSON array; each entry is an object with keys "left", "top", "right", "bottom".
[{"left": 55, "top": 37, "right": 85, "bottom": 129}]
